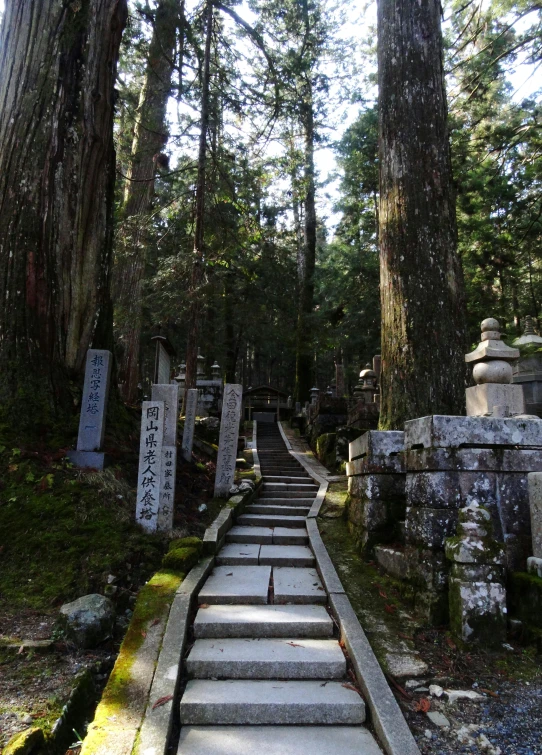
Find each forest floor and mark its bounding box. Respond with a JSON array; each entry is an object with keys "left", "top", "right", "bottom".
[
  {"left": 320, "top": 484, "right": 542, "bottom": 755},
  {"left": 0, "top": 410, "right": 230, "bottom": 752}
]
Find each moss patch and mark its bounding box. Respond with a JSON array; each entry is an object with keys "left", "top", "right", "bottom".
[
  {"left": 86, "top": 570, "right": 182, "bottom": 730},
  {"left": 161, "top": 547, "right": 199, "bottom": 571},
  {"left": 4, "top": 726, "right": 45, "bottom": 755},
  {"left": 168, "top": 536, "right": 202, "bottom": 554}
]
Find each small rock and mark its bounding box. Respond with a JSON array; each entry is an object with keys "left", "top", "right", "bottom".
[
  {"left": 445, "top": 689, "right": 485, "bottom": 704},
  {"left": 59, "top": 594, "right": 115, "bottom": 649},
  {"left": 106, "top": 574, "right": 117, "bottom": 584},
  {"left": 198, "top": 503, "right": 207, "bottom": 512},
  {"left": 20, "top": 714, "right": 33, "bottom": 725},
  {"left": 429, "top": 684, "right": 444, "bottom": 698},
  {"left": 414, "top": 686, "right": 430, "bottom": 693},
  {"left": 405, "top": 679, "right": 426, "bottom": 690},
  {"left": 424, "top": 729, "right": 433, "bottom": 739},
  {"left": 426, "top": 711, "right": 451, "bottom": 728}
]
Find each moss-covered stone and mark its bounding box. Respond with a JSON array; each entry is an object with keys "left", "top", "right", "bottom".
[
  {"left": 168, "top": 536, "right": 202, "bottom": 554},
  {"left": 161, "top": 547, "right": 199, "bottom": 571},
  {"left": 315, "top": 433, "right": 336, "bottom": 470},
  {"left": 4, "top": 727, "right": 45, "bottom": 755},
  {"left": 509, "top": 570, "right": 542, "bottom": 630}
]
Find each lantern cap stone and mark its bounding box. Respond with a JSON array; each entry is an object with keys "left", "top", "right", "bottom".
[{"left": 465, "top": 318, "right": 519, "bottom": 364}]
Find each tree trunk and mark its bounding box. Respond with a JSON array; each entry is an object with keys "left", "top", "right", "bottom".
[
  {"left": 0, "top": 0, "right": 127, "bottom": 428},
  {"left": 294, "top": 96, "right": 317, "bottom": 404},
  {"left": 378, "top": 0, "right": 467, "bottom": 429},
  {"left": 114, "top": 0, "right": 179, "bottom": 403},
  {"left": 184, "top": 0, "right": 214, "bottom": 391}
]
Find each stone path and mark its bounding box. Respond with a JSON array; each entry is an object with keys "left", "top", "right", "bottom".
[{"left": 177, "top": 422, "right": 383, "bottom": 754}]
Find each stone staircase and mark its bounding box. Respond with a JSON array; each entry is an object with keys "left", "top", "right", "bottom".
[{"left": 177, "top": 422, "right": 383, "bottom": 754}]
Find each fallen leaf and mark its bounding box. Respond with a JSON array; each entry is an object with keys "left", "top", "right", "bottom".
[
  {"left": 152, "top": 694, "right": 174, "bottom": 710},
  {"left": 384, "top": 604, "right": 396, "bottom": 614},
  {"left": 151, "top": 618, "right": 161, "bottom": 627},
  {"left": 341, "top": 683, "right": 358, "bottom": 693},
  {"left": 287, "top": 642, "right": 303, "bottom": 647},
  {"left": 17, "top": 645, "right": 24, "bottom": 654},
  {"left": 415, "top": 697, "right": 431, "bottom": 713},
  {"left": 480, "top": 687, "right": 498, "bottom": 698},
  {"left": 141, "top": 630, "right": 147, "bottom": 638},
  {"left": 226, "top": 572, "right": 233, "bottom": 576},
  {"left": 379, "top": 590, "right": 388, "bottom": 599},
  {"left": 199, "top": 604, "right": 209, "bottom": 609},
  {"left": 399, "top": 633, "right": 414, "bottom": 641},
  {"left": 445, "top": 637, "right": 457, "bottom": 650}
]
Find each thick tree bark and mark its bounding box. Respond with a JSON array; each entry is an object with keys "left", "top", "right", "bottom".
[
  {"left": 115, "top": 0, "right": 179, "bottom": 403},
  {"left": 294, "top": 97, "right": 317, "bottom": 404},
  {"left": 378, "top": 0, "right": 467, "bottom": 429},
  {"left": 184, "top": 0, "right": 214, "bottom": 391},
  {"left": 0, "top": 0, "right": 127, "bottom": 427}
]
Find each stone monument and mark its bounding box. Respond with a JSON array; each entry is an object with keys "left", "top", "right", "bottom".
[
  {"left": 214, "top": 383, "right": 243, "bottom": 497},
  {"left": 445, "top": 504, "right": 507, "bottom": 646},
  {"left": 68, "top": 349, "right": 112, "bottom": 470},
  {"left": 151, "top": 383, "right": 179, "bottom": 533},
  {"left": 182, "top": 388, "right": 198, "bottom": 462},
  {"left": 527, "top": 472, "right": 542, "bottom": 577},
  {"left": 136, "top": 401, "right": 165, "bottom": 533},
  {"left": 465, "top": 317, "right": 524, "bottom": 417}
]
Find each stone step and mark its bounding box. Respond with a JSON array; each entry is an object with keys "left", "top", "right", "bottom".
[
  {"left": 264, "top": 476, "right": 313, "bottom": 483},
  {"left": 179, "top": 680, "right": 365, "bottom": 725},
  {"left": 193, "top": 604, "right": 333, "bottom": 638},
  {"left": 186, "top": 637, "right": 345, "bottom": 679},
  {"left": 237, "top": 514, "right": 307, "bottom": 528},
  {"left": 260, "top": 490, "right": 317, "bottom": 498},
  {"left": 260, "top": 544, "right": 314, "bottom": 566},
  {"left": 272, "top": 527, "right": 309, "bottom": 545},
  {"left": 264, "top": 483, "right": 318, "bottom": 490},
  {"left": 177, "top": 726, "right": 382, "bottom": 755},
  {"left": 252, "top": 497, "right": 314, "bottom": 506},
  {"left": 216, "top": 544, "right": 260, "bottom": 565},
  {"left": 198, "top": 565, "right": 271, "bottom": 605},
  {"left": 273, "top": 567, "right": 327, "bottom": 604},
  {"left": 226, "top": 526, "right": 309, "bottom": 545},
  {"left": 227, "top": 526, "right": 274, "bottom": 544},
  {"left": 248, "top": 504, "right": 311, "bottom": 517}
]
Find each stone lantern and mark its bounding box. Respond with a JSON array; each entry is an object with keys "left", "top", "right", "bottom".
[
  {"left": 174, "top": 361, "right": 186, "bottom": 386},
  {"left": 512, "top": 316, "right": 542, "bottom": 417},
  {"left": 465, "top": 317, "right": 524, "bottom": 417},
  {"left": 310, "top": 386, "right": 320, "bottom": 405},
  {"left": 211, "top": 361, "right": 221, "bottom": 381},
  {"left": 197, "top": 352, "right": 205, "bottom": 378}
]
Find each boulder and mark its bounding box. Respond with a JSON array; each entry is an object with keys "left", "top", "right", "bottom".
[{"left": 59, "top": 594, "right": 115, "bottom": 649}]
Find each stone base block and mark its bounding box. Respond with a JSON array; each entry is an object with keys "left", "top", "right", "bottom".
[
  {"left": 348, "top": 431, "right": 404, "bottom": 474},
  {"left": 528, "top": 472, "right": 542, "bottom": 558},
  {"left": 66, "top": 450, "right": 106, "bottom": 470},
  {"left": 404, "top": 507, "right": 458, "bottom": 550},
  {"left": 527, "top": 557, "right": 542, "bottom": 578},
  {"left": 466, "top": 383, "right": 525, "bottom": 417},
  {"left": 405, "top": 415, "right": 542, "bottom": 450},
  {"left": 348, "top": 473, "right": 405, "bottom": 501},
  {"left": 449, "top": 578, "right": 507, "bottom": 646},
  {"left": 374, "top": 546, "right": 409, "bottom": 580}
]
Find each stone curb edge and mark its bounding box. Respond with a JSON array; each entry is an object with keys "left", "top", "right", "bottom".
[
  {"left": 277, "top": 423, "right": 420, "bottom": 755},
  {"left": 134, "top": 557, "right": 215, "bottom": 755}
]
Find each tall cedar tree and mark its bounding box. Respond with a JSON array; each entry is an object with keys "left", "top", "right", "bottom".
[
  {"left": 184, "top": 0, "right": 214, "bottom": 391},
  {"left": 0, "top": 0, "right": 127, "bottom": 427},
  {"left": 115, "top": 0, "right": 180, "bottom": 403},
  {"left": 378, "top": 0, "right": 467, "bottom": 429}
]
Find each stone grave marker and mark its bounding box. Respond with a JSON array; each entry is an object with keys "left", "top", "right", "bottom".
[
  {"left": 182, "top": 388, "right": 198, "bottom": 462},
  {"left": 151, "top": 384, "right": 179, "bottom": 532},
  {"left": 68, "top": 349, "right": 112, "bottom": 470},
  {"left": 151, "top": 383, "right": 179, "bottom": 445},
  {"left": 159, "top": 446, "right": 177, "bottom": 532},
  {"left": 136, "top": 401, "right": 165, "bottom": 532},
  {"left": 214, "top": 383, "right": 243, "bottom": 497}
]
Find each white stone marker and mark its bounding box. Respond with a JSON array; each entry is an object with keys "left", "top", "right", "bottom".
[
  {"left": 136, "top": 401, "right": 165, "bottom": 532},
  {"left": 151, "top": 383, "right": 179, "bottom": 445},
  {"left": 182, "top": 388, "right": 198, "bottom": 462},
  {"left": 151, "top": 384, "right": 179, "bottom": 532},
  {"left": 68, "top": 349, "right": 112, "bottom": 469},
  {"left": 214, "top": 383, "right": 243, "bottom": 497},
  {"left": 158, "top": 446, "right": 177, "bottom": 532}
]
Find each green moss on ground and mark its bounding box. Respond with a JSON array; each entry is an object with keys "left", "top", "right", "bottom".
[
  {"left": 161, "top": 547, "right": 199, "bottom": 571},
  {"left": 0, "top": 425, "right": 164, "bottom": 610},
  {"left": 168, "top": 536, "right": 202, "bottom": 553}
]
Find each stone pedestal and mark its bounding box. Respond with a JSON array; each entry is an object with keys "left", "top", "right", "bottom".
[
  {"left": 404, "top": 415, "right": 542, "bottom": 621},
  {"left": 346, "top": 431, "right": 405, "bottom": 554},
  {"left": 466, "top": 383, "right": 524, "bottom": 417}
]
